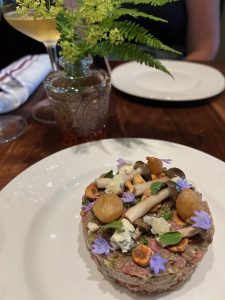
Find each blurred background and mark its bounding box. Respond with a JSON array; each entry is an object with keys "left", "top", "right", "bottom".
[
  {"left": 0, "top": 1, "right": 224, "bottom": 69},
  {"left": 217, "top": 1, "right": 225, "bottom": 61}
]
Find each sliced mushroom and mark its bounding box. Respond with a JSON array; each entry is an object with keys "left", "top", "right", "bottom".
[
  {"left": 133, "top": 174, "right": 146, "bottom": 185},
  {"left": 146, "top": 157, "right": 163, "bottom": 175},
  {"left": 126, "top": 168, "right": 142, "bottom": 181},
  {"left": 132, "top": 227, "right": 143, "bottom": 240},
  {"left": 149, "top": 203, "right": 161, "bottom": 212},
  {"left": 118, "top": 163, "right": 134, "bottom": 175},
  {"left": 85, "top": 182, "right": 100, "bottom": 199},
  {"left": 125, "top": 188, "right": 171, "bottom": 223},
  {"left": 95, "top": 168, "right": 142, "bottom": 190},
  {"left": 95, "top": 177, "right": 112, "bottom": 189},
  {"left": 166, "top": 180, "right": 179, "bottom": 201},
  {"left": 124, "top": 180, "right": 134, "bottom": 193},
  {"left": 178, "top": 226, "right": 202, "bottom": 238},
  {"left": 134, "top": 218, "right": 151, "bottom": 232},
  {"left": 134, "top": 176, "right": 169, "bottom": 196},
  {"left": 167, "top": 238, "right": 188, "bottom": 253},
  {"left": 166, "top": 168, "right": 185, "bottom": 179},
  {"left": 134, "top": 161, "right": 151, "bottom": 181},
  {"left": 141, "top": 189, "right": 151, "bottom": 200},
  {"left": 171, "top": 210, "right": 186, "bottom": 226}
]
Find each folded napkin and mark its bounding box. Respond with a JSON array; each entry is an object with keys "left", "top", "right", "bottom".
[{"left": 0, "top": 54, "right": 52, "bottom": 113}]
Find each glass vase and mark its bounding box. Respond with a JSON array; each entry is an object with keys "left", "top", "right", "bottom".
[{"left": 44, "top": 56, "right": 111, "bottom": 140}]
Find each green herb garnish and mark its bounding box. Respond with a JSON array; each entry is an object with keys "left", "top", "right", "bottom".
[
  {"left": 159, "top": 231, "right": 182, "bottom": 247},
  {"left": 151, "top": 182, "right": 164, "bottom": 195},
  {"left": 104, "top": 170, "right": 114, "bottom": 178},
  {"left": 82, "top": 198, "right": 90, "bottom": 206},
  {"left": 56, "top": 0, "right": 179, "bottom": 72},
  {"left": 100, "top": 220, "right": 123, "bottom": 231},
  {"left": 140, "top": 235, "right": 148, "bottom": 246},
  {"left": 161, "top": 208, "right": 172, "bottom": 221},
  {"left": 162, "top": 211, "right": 172, "bottom": 221},
  {"left": 16, "top": 0, "right": 64, "bottom": 18},
  {"left": 16, "top": 0, "right": 179, "bottom": 75}
]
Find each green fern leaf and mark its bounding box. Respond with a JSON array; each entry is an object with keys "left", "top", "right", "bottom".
[
  {"left": 90, "top": 41, "right": 172, "bottom": 75},
  {"left": 114, "top": 21, "right": 180, "bottom": 54},
  {"left": 119, "top": 0, "right": 178, "bottom": 6},
  {"left": 111, "top": 8, "right": 167, "bottom": 22}
]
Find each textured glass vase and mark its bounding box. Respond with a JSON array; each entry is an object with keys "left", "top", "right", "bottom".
[{"left": 44, "top": 56, "right": 111, "bottom": 139}]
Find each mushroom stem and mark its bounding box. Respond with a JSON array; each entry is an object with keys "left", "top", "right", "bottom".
[
  {"left": 178, "top": 227, "right": 202, "bottom": 238},
  {"left": 126, "top": 168, "right": 142, "bottom": 181},
  {"left": 132, "top": 227, "right": 143, "bottom": 240},
  {"left": 134, "top": 177, "right": 169, "bottom": 196},
  {"left": 95, "top": 168, "right": 142, "bottom": 189},
  {"left": 125, "top": 188, "right": 170, "bottom": 223},
  {"left": 95, "top": 178, "right": 112, "bottom": 188}
]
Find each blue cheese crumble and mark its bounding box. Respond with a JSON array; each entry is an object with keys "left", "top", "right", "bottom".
[{"left": 110, "top": 219, "right": 135, "bottom": 252}]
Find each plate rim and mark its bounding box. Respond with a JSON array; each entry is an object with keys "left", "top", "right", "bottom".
[{"left": 1, "top": 137, "right": 225, "bottom": 193}]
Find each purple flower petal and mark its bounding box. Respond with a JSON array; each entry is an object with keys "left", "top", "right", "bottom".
[
  {"left": 176, "top": 179, "right": 192, "bottom": 190},
  {"left": 161, "top": 159, "right": 172, "bottom": 164},
  {"left": 191, "top": 210, "right": 213, "bottom": 230},
  {"left": 91, "top": 237, "right": 114, "bottom": 255},
  {"left": 149, "top": 254, "right": 168, "bottom": 274},
  {"left": 117, "top": 158, "right": 126, "bottom": 168},
  {"left": 82, "top": 202, "right": 94, "bottom": 212},
  {"left": 121, "top": 192, "right": 136, "bottom": 203}
]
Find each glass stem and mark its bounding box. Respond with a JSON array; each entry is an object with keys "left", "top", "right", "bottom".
[
  {"left": 104, "top": 57, "right": 112, "bottom": 76},
  {"left": 45, "top": 45, "right": 58, "bottom": 71}
]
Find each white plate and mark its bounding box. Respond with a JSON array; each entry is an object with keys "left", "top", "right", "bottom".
[
  {"left": 111, "top": 60, "right": 225, "bottom": 101},
  {"left": 0, "top": 138, "right": 225, "bottom": 300}
]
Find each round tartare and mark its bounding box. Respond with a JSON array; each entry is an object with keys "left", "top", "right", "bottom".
[{"left": 81, "top": 157, "right": 214, "bottom": 294}]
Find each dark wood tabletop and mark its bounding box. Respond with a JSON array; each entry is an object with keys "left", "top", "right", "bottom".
[{"left": 1, "top": 61, "right": 225, "bottom": 190}]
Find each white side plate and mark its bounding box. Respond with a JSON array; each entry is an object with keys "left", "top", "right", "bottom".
[{"left": 111, "top": 60, "right": 225, "bottom": 101}]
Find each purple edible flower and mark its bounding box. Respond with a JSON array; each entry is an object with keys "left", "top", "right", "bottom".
[
  {"left": 149, "top": 254, "right": 168, "bottom": 274},
  {"left": 191, "top": 210, "right": 213, "bottom": 230},
  {"left": 91, "top": 237, "right": 114, "bottom": 255},
  {"left": 121, "top": 192, "right": 136, "bottom": 203},
  {"left": 176, "top": 179, "right": 192, "bottom": 190},
  {"left": 161, "top": 159, "right": 172, "bottom": 164},
  {"left": 82, "top": 202, "right": 94, "bottom": 212},
  {"left": 117, "top": 158, "right": 126, "bottom": 168}
]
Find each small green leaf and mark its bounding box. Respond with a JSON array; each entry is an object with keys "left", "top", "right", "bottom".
[
  {"left": 140, "top": 235, "right": 148, "bottom": 246},
  {"left": 162, "top": 211, "right": 172, "bottom": 221},
  {"left": 161, "top": 208, "right": 172, "bottom": 221},
  {"left": 151, "top": 182, "right": 164, "bottom": 194},
  {"left": 159, "top": 231, "right": 182, "bottom": 247},
  {"left": 82, "top": 198, "right": 90, "bottom": 205},
  {"left": 100, "top": 221, "right": 123, "bottom": 231},
  {"left": 104, "top": 170, "right": 114, "bottom": 178}
]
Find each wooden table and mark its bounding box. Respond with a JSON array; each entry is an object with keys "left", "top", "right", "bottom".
[{"left": 1, "top": 61, "right": 225, "bottom": 190}]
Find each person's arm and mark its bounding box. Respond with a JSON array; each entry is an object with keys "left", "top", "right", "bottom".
[{"left": 185, "top": 0, "right": 221, "bottom": 61}]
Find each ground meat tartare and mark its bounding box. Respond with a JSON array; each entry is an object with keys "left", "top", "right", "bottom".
[{"left": 80, "top": 157, "right": 214, "bottom": 294}]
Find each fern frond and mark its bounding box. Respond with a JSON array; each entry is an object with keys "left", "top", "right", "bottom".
[
  {"left": 114, "top": 21, "right": 180, "bottom": 54},
  {"left": 90, "top": 41, "right": 171, "bottom": 75},
  {"left": 119, "top": 0, "right": 177, "bottom": 6},
  {"left": 111, "top": 8, "right": 167, "bottom": 22},
  {"left": 76, "top": 0, "right": 83, "bottom": 8}
]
